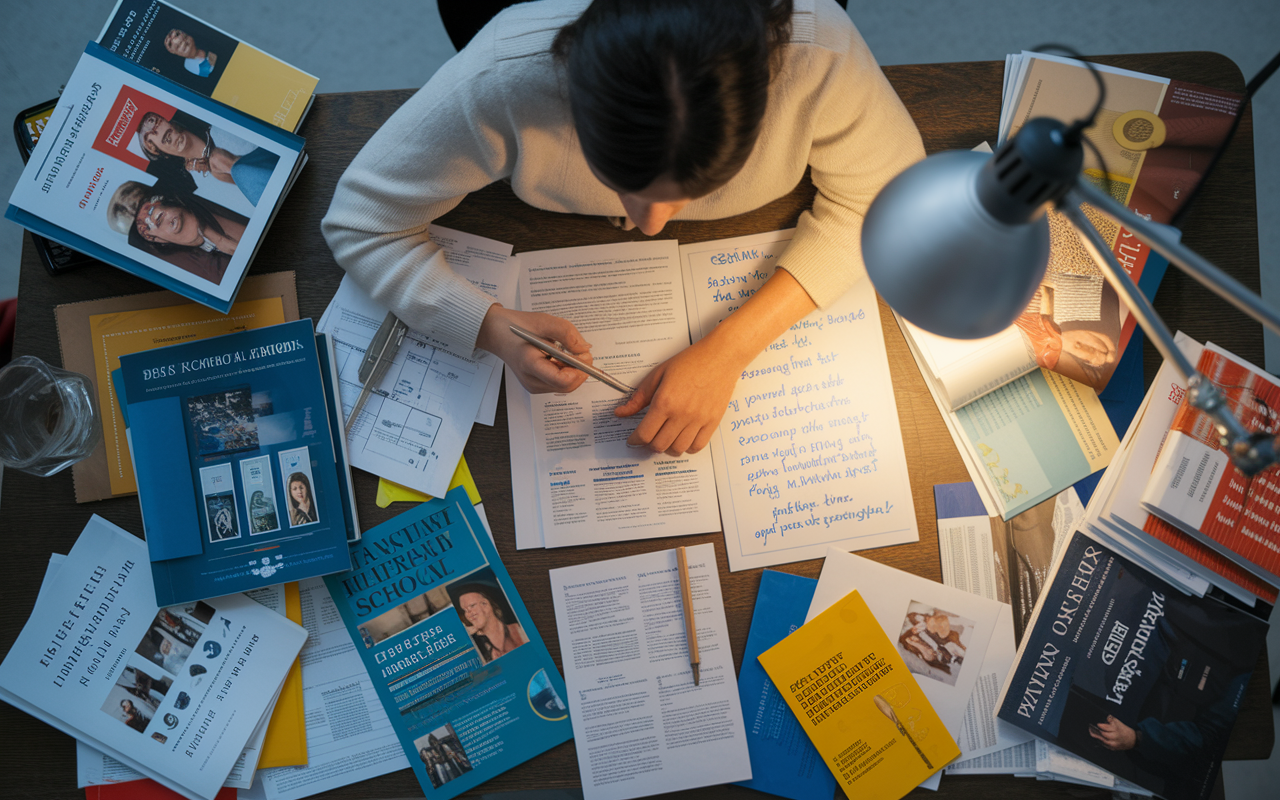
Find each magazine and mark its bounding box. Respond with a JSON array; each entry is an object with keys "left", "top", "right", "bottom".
[
  {"left": 117, "top": 319, "right": 357, "bottom": 606},
  {"left": 5, "top": 43, "right": 305, "bottom": 313},
  {"left": 0, "top": 516, "right": 306, "bottom": 800},
  {"left": 97, "top": 0, "right": 318, "bottom": 131},
  {"left": 995, "top": 530, "right": 1269, "bottom": 800},
  {"left": 323, "top": 487, "right": 573, "bottom": 799}
]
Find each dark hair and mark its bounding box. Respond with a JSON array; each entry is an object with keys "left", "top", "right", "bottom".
[
  {"left": 453, "top": 583, "right": 509, "bottom": 624},
  {"left": 126, "top": 188, "right": 234, "bottom": 258},
  {"left": 553, "top": 0, "right": 792, "bottom": 197}
]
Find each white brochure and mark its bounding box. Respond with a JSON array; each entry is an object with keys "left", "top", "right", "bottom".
[
  {"left": 0, "top": 516, "right": 306, "bottom": 800},
  {"left": 243, "top": 576, "right": 410, "bottom": 800},
  {"left": 809, "top": 548, "right": 1003, "bottom": 773},
  {"left": 680, "top": 230, "right": 918, "bottom": 570},
  {"left": 549, "top": 543, "right": 751, "bottom": 800},
  {"left": 512, "top": 240, "right": 721, "bottom": 548}
]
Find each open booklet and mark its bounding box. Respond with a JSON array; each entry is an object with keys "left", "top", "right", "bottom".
[
  {"left": 508, "top": 231, "right": 919, "bottom": 570},
  {"left": 0, "top": 516, "right": 306, "bottom": 800}
]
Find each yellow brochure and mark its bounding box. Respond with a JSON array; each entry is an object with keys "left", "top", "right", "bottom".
[
  {"left": 757, "top": 589, "right": 958, "bottom": 799},
  {"left": 259, "top": 581, "right": 308, "bottom": 768}
]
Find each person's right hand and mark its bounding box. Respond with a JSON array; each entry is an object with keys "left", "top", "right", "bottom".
[{"left": 476, "top": 304, "right": 593, "bottom": 394}]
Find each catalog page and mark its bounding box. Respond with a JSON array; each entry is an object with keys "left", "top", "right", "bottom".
[
  {"left": 549, "top": 543, "right": 751, "bottom": 800},
  {"left": 512, "top": 240, "right": 720, "bottom": 547},
  {"left": 680, "top": 230, "right": 918, "bottom": 571},
  {"left": 0, "top": 516, "right": 305, "bottom": 800}
]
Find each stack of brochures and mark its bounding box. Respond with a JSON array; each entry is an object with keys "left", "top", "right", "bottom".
[
  {"left": 897, "top": 51, "right": 1244, "bottom": 521},
  {"left": 6, "top": 0, "right": 318, "bottom": 313}
]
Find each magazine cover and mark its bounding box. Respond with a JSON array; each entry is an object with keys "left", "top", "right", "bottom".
[
  {"left": 98, "top": 0, "right": 318, "bottom": 131},
  {"left": 6, "top": 43, "right": 304, "bottom": 313},
  {"left": 324, "top": 487, "right": 573, "bottom": 799},
  {"left": 118, "top": 319, "right": 353, "bottom": 605},
  {"left": 0, "top": 516, "right": 306, "bottom": 800},
  {"left": 995, "top": 530, "right": 1269, "bottom": 800}
]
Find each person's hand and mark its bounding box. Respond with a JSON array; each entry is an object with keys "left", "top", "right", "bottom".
[
  {"left": 1061, "top": 329, "right": 1117, "bottom": 367},
  {"left": 614, "top": 338, "right": 740, "bottom": 456},
  {"left": 476, "top": 304, "right": 593, "bottom": 394},
  {"left": 1089, "top": 715, "right": 1138, "bottom": 750}
]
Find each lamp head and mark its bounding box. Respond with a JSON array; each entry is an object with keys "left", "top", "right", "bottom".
[{"left": 863, "top": 118, "right": 1084, "bottom": 339}]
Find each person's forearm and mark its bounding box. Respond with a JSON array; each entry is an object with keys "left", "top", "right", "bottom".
[{"left": 700, "top": 268, "right": 816, "bottom": 372}]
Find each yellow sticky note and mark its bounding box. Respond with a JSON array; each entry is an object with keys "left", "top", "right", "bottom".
[
  {"left": 757, "top": 590, "right": 958, "bottom": 799},
  {"left": 258, "top": 582, "right": 308, "bottom": 768},
  {"left": 374, "top": 456, "right": 480, "bottom": 508}
]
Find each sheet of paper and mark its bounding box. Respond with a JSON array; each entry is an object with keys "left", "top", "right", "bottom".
[
  {"left": 513, "top": 240, "right": 721, "bottom": 547},
  {"left": 809, "top": 548, "right": 1002, "bottom": 760},
  {"left": 507, "top": 365, "right": 544, "bottom": 550},
  {"left": 319, "top": 275, "right": 494, "bottom": 497},
  {"left": 548, "top": 543, "right": 751, "bottom": 800},
  {"left": 243, "top": 578, "right": 409, "bottom": 800},
  {"left": 945, "top": 740, "right": 1036, "bottom": 775},
  {"left": 679, "top": 230, "right": 918, "bottom": 570}
]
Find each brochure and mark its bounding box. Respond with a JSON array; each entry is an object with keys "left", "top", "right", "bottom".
[
  {"left": 118, "top": 319, "right": 356, "bottom": 605},
  {"left": 6, "top": 43, "right": 305, "bottom": 313},
  {"left": 97, "top": 0, "right": 318, "bottom": 131},
  {"left": 323, "top": 487, "right": 573, "bottom": 799},
  {"left": 758, "top": 589, "right": 959, "bottom": 799},
  {"left": 995, "top": 530, "right": 1269, "bottom": 800},
  {"left": 0, "top": 516, "right": 306, "bottom": 800}
]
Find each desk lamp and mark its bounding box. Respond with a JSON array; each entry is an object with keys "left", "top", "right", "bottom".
[{"left": 862, "top": 58, "right": 1280, "bottom": 475}]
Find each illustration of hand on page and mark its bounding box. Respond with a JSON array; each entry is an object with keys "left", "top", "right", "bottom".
[{"left": 874, "top": 694, "right": 933, "bottom": 769}]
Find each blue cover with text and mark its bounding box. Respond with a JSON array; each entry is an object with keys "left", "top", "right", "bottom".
[
  {"left": 324, "top": 487, "right": 573, "bottom": 798},
  {"left": 119, "top": 318, "right": 352, "bottom": 605}
]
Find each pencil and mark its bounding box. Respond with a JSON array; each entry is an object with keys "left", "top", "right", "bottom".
[{"left": 677, "top": 546, "right": 700, "bottom": 685}]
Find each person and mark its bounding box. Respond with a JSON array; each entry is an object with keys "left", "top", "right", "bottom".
[
  {"left": 1013, "top": 283, "right": 1118, "bottom": 390},
  {"left": 120, "top": 699, "right": 149, "bottom": 733},
  {"left": 134, "top": 111, "right": 279, "bottom": 206},
  {"left": 322, "top": 0, "right": 924, "bottom": 456},
  {"left": 155, "top": 636, "right": 190, "bottom": 673},
  {"left": 106, "top": 181, "right": 245, "bottom": 283},
  {"left": 164, "top": 29, "right": 217, "bottom": 77},
  {"left": 287, "top": 472, "right": 317, "bottom": 526},
  {"left": 455, "top": 584, "right": 526, "bottom": 662}
]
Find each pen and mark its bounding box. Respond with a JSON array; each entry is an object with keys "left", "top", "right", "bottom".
[
  {"left": 508, "top": 324, "right": 635, "bottom": 394},
  {"left": 345, "top": 311, "right": 408, "bottom": 435},
  {"left": 677, "top": 546, "right": 701, "bottom": 686}
]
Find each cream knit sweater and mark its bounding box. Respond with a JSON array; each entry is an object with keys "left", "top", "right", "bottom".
[{"left": 321, "top": 0, "right": 924, "bottom": 354}]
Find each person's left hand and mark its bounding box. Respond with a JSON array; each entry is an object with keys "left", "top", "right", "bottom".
[
  {"left": 615, "top": 338, "right": 740, "bottom": 456},
  {"left": 1089, "top": 715, "right": 1138, "bottom": 750}
]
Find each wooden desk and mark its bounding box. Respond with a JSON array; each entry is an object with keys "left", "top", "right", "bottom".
[{"left": 2, "top": 53, "right": 1271, "bottom": 799}]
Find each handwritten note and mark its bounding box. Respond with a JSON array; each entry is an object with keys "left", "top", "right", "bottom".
[{"left": 679, "top": 230, "right": 918, "bottom": 571}]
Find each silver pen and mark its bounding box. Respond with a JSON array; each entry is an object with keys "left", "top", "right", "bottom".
[
  {"left": 345, "top": 311, "right": 409, "bottom": 435},
  {"left": 508, "top": 324, "right": 635, "bottom": 394}
]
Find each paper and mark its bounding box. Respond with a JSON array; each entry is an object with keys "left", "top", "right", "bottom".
[
  {"left": 243, "top": 577, "right": 409, "bottom": 800},
  {"left": 757, "top": 589, "right": 958, "bottom": 799},
  {"left": 734, "top": 570, "right": 835, "bottom": 800},
  {"left": 511, "top": 240, "right": 721, "bottom": 548},
  {"left": 373, "top": 455, "right": 481, "bottom": 508},
  {"left": 319, "top": 274, "right": 494, "bottom": 497},
  {"left": 0, "top": 516, "right": 306, "bottom": 800},
  {"left": 679, "top": 231, "right": 918, "bottom": 570},
  {"left": 548, "top": 543, "right": 751, "bottom": 800},
  {"left": 809, "top": 548, "right": 1001, "bottom": 758}
]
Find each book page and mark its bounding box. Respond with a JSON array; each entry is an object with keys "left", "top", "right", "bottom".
[
  {"left": 679, "top": 230, "right": 918, "bottom": 571},
  {"left": 549, "top": 543, "right": 751, "bottom": 800},
  {"left": 513, "top": 240, "right": 721, "bottom": 547}
]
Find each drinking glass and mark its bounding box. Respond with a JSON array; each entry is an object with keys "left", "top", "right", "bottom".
[{"left": 0, "top": 356, "right": 101, "bottom": 477}]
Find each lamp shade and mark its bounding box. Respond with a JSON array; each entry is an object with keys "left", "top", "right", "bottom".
[{"left": 862, "top": 150, "right": 1050, "bottom": 340}]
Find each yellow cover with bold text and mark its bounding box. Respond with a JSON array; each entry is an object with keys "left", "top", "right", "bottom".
[{"left": 757, "top": 589, "right": 958, "bottom": 799}]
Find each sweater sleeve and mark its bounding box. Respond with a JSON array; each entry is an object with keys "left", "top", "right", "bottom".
[
  {"left": 776, "top": 19, "right": 925, "bottom": 309},
  {"left": 320, "top": 26, "right": 521, "bottom": 353}
]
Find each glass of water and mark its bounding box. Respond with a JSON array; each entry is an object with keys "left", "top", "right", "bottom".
[{"left": 0, "top": 356, "right": 101, "bottom": 477}]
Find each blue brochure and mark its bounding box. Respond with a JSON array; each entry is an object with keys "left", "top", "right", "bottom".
[
  {"left": 324, "top": 487, "right": 573, "bottom": 799},
  {"left": 119, "top": 319, "right": 354, "bottom": 605},
  {"left": 735, "top": 569, "right": 836, "bottom": 800}
]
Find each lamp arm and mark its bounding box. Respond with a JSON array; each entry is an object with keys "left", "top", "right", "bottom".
[
  {"left": 1071, "top": 179, "right": 1280, "bottom": 337},
  {"left": 1058, "top": 187, "right": 1277, "bottom": 476}
]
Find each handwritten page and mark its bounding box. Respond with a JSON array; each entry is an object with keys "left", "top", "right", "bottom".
[
  {"left": 511, "top": 240, "right": 721, "bottom": 548},
  {"left": 548, "top": 543, "right": 751, "bottom": 800},
  {"left": 679, "top": 230, "right": 918, "bottom": 570}
]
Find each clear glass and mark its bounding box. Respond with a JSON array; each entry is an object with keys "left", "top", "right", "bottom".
[{"left": 0, "top": 356, "right": 102, "bottom": 477}]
